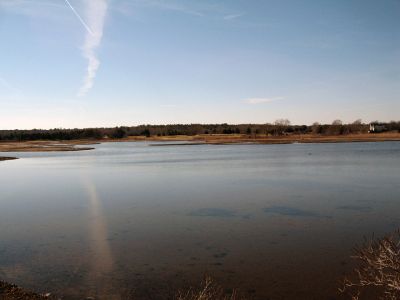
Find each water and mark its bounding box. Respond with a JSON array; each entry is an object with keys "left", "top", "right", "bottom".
[{"left": 1, "top": 141, "right": 399, "bottom": 299}]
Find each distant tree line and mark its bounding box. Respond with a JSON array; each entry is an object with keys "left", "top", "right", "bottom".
[{"left": 0, "top": 120, "right": 399, "bottom": 141}]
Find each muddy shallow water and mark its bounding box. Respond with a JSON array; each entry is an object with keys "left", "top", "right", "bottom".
[{"left": 1, "top": 141, "right": 399, "bottom": 299}]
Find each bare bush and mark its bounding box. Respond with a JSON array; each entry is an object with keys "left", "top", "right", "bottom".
[
  {"left": 176, "top": 277, "right": 244, "bottom": 300},
  {"left": 340, "top": 230, "right": 400, "bottom": 299}
]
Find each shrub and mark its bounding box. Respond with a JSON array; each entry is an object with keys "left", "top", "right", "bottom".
[{"left": 340, "top": 230, "right": 400, "bottom": 300}]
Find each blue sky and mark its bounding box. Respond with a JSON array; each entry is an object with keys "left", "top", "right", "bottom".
[{"left": 0, "top": 0, "right": 399, "bottom": 129}]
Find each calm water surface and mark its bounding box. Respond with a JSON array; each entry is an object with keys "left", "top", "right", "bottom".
[{"left": 1, "top": 141, "right": 400, "bottom": 299}]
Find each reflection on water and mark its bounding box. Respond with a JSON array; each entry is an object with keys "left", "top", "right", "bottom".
[
  {"left": 189, "top": 208, "right": 236, "bottom": 218},
  {"left": 83, "top": 177, "right": 114, "bottom": 274},
  {"left": 336, "top": 205, "right": 372, "bottom": 211},
  {"left": 82, "top": 177, "right": 118, "bottom": 299},
  {"left": 0, "top": 141, "right": 400, "bottom": 299}
]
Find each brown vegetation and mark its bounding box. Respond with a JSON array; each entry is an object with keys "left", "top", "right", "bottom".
[
  {"left": 340, "top": 230, "right": 400, "bottom": 300},
  {"left": 176, "top": 278, "right": 244, "bottom": 300},
  {"left": 129, "top": 132, "right": 400, "bottom": 144},
  {"left": 0, "top": 281, "right": 54, "bottom": 300}
]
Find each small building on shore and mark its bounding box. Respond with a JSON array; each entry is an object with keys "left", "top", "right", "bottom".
[{"left": 369, "top": 123, "right": 386, "bottom": 133}]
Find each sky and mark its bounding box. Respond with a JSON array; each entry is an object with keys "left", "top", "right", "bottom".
[{"left": 0, "top": 0, "right": 399, "bottom": 129}]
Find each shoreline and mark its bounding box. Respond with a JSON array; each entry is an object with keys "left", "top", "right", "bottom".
[
  {"left": 103, "top": 132, "right": 400, "bottom": 145},
  {"left": 0, "top": 133, "right": 399, "bottom": 153}
]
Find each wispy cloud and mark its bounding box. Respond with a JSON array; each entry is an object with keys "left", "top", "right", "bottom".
[
  {"left": 76, "top": 0, "right": 108, "bottom": 97},
  {"left": 117, "top": 0, "right": 203, "bottom": 17},
  {"left": 223, "top": 13, "right": 243, "bottom": 20},
  {"left": 244, "top": 97, "right": 285, "bottom": 105},
  {"left": 0, "top": 0, "right": 63, "bottom": 10},
  {"left": 0, "top": 0, "right": 65, "bottom": 19}
]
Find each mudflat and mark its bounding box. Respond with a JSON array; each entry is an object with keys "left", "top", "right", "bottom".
[{"left": 0, "top": 140, "right": 96, "bottom": 152}]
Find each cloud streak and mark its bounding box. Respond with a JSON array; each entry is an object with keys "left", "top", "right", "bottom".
[
  {"left": 77, "top": 0, "right": 108, "bottom": 97},
  {"left": 116, "top": 0, "right": 210, "bottom": 17},
  {"left": 223, "top": 13, "right": 243, "bottom": 20},
  {"left": 0, "top": 0, "right": 65, "bottom": 20},
  {"left": 244, "top": 97, "right": 285, "bottom": 104}
]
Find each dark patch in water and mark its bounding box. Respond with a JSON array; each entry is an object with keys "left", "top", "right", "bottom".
[
  {"left": 189, "top": 208, "right": 235, "bottom": 218},
  {"left": 213, "top": 252, "right": 228, "bottom": 259},
  {"left": 336, "top": 205, "right": 372, "bottom": 211},
  {"left": 264, "top": 206, "right": 328, "bottom": 218}
]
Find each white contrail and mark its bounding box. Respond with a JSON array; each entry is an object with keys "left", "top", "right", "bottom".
[
  {"left": 76, "top": 0, "right": 108, "bottom": 97},
  {"left": 63, "top": 0, "right": 94, "bottom": 35}
]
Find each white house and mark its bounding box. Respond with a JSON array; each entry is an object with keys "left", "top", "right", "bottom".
[{"left": 369, "top": 124, "right": 386, "bottom": 133}]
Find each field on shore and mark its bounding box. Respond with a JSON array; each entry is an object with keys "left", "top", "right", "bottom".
[
  {"left": 135, "top": 132, "right": 400, "bottom": 144},
  {"left": 0, "top": 132, "right": 400, "bottom": 153}
]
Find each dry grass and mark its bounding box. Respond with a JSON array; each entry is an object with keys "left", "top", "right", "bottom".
[
  {"left": 125, "top": 133, "right": 400, "bottom": 145},
  {"left": 340, "top": 230, "right": 400, "bottom": 300},
  {"left": 176, "top": 277, "right": 245, "bottom": 300}
]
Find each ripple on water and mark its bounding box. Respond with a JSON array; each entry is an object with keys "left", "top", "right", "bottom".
[
  {"left": 264, "top": 206, "right": 331, "bottom": 218},
  {"left": 336, "top": 205, "right": 372, "bottom": 212},
  {"left": 189, "top": 208, "right": 236, "bottom": 218}
]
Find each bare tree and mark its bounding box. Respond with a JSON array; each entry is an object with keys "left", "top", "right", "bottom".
[
  {"left": 311, "top": 122, "right": 321, "bottom": 134},
  {"left": 274, "top": 119, "right": 291, "bottom": 126},
  {"left": 332, "top": 119, "right": 343, "bottom": 125}
]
